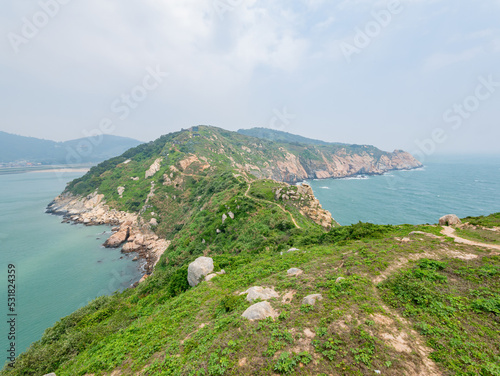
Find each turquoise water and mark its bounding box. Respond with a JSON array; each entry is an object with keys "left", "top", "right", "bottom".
[
  {"left": 0, "top": 172, "right": 143, "bottom": 358},
  {"left": 309, "top": 156, "right": 500, "bottom": 226}
]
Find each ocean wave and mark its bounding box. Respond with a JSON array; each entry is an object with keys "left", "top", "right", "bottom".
[
  {"left": 340, "top": 175, "right": 369, "bottom": 180},
  {"left": 319, "top": 186, "right": 330, "bottom": 189},
  {"left": 399, "top": 167, "right": 426, "bottom": 172}
]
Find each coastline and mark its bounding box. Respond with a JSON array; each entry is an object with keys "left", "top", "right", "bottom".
[
  {"left": 28, "top": 167, "right": 91, "bottom": 174},
  {"left": 0, "top": 166, "right": 91, "bottom": 175},
  {"left": 302, "top": 164, "right": 425, "bottom": 183},
  {"left": 46, "top": 191, "right": 169, "bottom": 281}
]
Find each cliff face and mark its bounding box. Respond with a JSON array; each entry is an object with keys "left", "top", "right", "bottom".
[
  {"left": 242, "top": 148, "right": 422, "bottom": 183},
  {"left": 274, "top": 183, "right": 337, "bottom": 228}
]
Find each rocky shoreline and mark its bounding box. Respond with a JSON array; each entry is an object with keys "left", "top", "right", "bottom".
[
  {"left": 235, "top": 148, "right": 423, "bottom": 184},
  {"left": 46, "top": 191, "right": 170, "bottom": 279}
]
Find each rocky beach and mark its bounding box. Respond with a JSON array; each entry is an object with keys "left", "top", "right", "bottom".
[{"left": 46, "top": 191, "right": 169, "bottom": 277}]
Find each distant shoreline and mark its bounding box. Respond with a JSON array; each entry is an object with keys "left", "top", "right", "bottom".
[
  {"left": 0, "top": 166, "right": 91, "bottom": 175},
  {"left": 28, "top": 168, "right": 90, "bottom": 174}
]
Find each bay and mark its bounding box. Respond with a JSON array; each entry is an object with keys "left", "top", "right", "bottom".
[
  {"left": 0, "top": 171, "right": 142, "bottom": 357},
  {"left": 309, "top": 155, "right": 500, "bottom": 226}
]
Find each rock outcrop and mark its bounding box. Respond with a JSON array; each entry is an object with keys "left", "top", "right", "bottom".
[
  {"left": 145, "top": 158, "right": 162, "bottom": 178},
  {"left": 275, "top": 183, "right": 336, "bottom": 228},
  {"left": 302, "top": 294, "right": 323, "bottom": 305},
  {"left": 439, "top": 214, "right": 462, "bottom": 226},
  {"left": 241, "top": 286, "right": 280, "bottom": 302},
  {"left": 46, "top": 191, "right": 170, "bottom": 274},
  {"left": 187, "top": 257, "right": 214, "bottom": 287},
  {"left": 243, "top": 148, "right": 422, "bottom": 184},
  {"left": 205, "top": 269, "right": 226, "bottom": 282},
  {"left": 242, "top": 301, "right": 278, "bottom": 321},
  {"left": 287, "top": 268, "right": 303, "bottom": 276}
]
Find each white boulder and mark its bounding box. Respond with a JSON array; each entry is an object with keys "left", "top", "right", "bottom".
[
  {"left": 187, "top": 257, "right": 214, "bottom": 287},
  {"left": 242, "top": 301, "right": 278, "bottom": 321},
  {"left": 241, "top": 286, "right": 279, "bottom": 302}
]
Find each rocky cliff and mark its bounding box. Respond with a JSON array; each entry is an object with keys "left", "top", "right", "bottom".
[
  {"left": 236, "top": 148, "right": 421, "bottom": 183},
  {"left": 46, "top": 192, "right": 169, "bottom": 274}
]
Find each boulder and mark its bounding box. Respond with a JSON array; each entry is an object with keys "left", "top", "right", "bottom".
[
  {"left": 287, "top": 247, "right": 299, "bottom": 253},
  {"left": 104, "top": 227, "right": 129, "bottom": 248},
  {"left": 242, "top": 301, "right": 278, "bottom": 321},
  {"left": 439, "top": 214, "right": 462, "bottom": 226},
  {"left": 302, "top": 294, "right": 323, "bottom": 306},
  {"left": 122, "top": 241, "right": 141, "bottom": 253},
  {"left": 150, "top": 218, "right": 158, "bottom": 226},
  {"left": 287, "top": 268, "right": 303, "bottom": 276},
  {"left": 43, "top": 374, "right": 57, "bottom": 376},
  {"left": 335, "top": 277, "right": 345, "bottom": 283},
  {"left": 242, "top": 286, "right": 280, "bottom": 302},
  {"left": 187, "top": 257, "right": 214, "bottom": 287}
]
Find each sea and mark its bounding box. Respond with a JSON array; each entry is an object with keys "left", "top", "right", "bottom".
[
  {"left": 0, "top": 155, "right": 499, "bottom": 361},
  {"left": 308, "top": 155, "right": 500, "bottom": 225},
  {"left": 0, "top": 171, "right": 143, "bottom": 360}
]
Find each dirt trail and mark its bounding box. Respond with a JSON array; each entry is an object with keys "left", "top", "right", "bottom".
[
  {"left": 374, "top": 296, "right": 443, "bottom": 376},
  {"left": 244, "top": 182, "right": 301, "bottom": 229},
  {"left": 441, "top": 226, "right": 500, "bottom": 252}
]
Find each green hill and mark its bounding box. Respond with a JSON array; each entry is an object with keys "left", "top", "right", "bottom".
[
  {"left": 0, "top": 131, "right": 142, "bottom": 165},
  {"left": 237, "top": 128, "right": 344, "bottom": 146},
  {"left": 3, "top": 126, "right": 499, "bottom": 376}
]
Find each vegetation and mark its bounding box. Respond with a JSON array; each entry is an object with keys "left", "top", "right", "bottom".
[
  {"left": 1, "top": 127, "right": 497, "bottom": 375},
  {"left": 462, "top": 213, "right": 500, "bottom": 228},
  {"left": 4, "top": 210, "right": 500, "bottom": 375}
]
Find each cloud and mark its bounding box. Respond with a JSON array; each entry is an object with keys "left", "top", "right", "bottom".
[{"left": 423, "top": 47, "right": 485, "bottom": 71}]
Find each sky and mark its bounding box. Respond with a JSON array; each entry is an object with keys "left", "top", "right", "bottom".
[{"left": 1, "top": 0, "right": 499, "bottom": 158}]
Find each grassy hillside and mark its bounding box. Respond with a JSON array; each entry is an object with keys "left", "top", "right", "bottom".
[
  {"left": 3, "top": 215, "right": 500, "bottom": 375},
  {"left": 3, "top": 127, "right": 495, "bottom": 375},
  {"left": 237, "top": 128, "right": 344, "bottom": 146}
]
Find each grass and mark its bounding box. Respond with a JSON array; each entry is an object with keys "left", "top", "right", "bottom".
[
  {"left": 455, "top": 227, "right": 500, "bottom": 245},
  {"left": 462, "top": 213, "right": 500, "bottom": 228},
  {"left": 5, "top": 215, "right": 499, "bottom": 375},
  {"left": 380, "top": 256, "right": 500, "bottom": 375}
]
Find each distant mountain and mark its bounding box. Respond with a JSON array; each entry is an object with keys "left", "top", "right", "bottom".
[
  {"left": 238, "top": 127, "right": 345, "bottom": 146},
  {"left": 0, "top": 131, "right": 142, "bottom": 165}
]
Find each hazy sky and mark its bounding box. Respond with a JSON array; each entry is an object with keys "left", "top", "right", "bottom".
[{"left": 1, "top": 0, "right": 499, "bottom": 157}]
